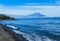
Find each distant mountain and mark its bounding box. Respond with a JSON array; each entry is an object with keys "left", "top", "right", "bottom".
[
  {"left": 4, "top": 13, "right": 46, "bottom": 18},
  {"left": 28, "top": 13, "right": 45, "bottom": 16},
  {"left": 27, "top": 13, "right": 45, "bottom": 18}
]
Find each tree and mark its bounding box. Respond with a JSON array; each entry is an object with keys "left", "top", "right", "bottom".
[{"left": 0, "top": 14, "right": 15, "bottom": 20}]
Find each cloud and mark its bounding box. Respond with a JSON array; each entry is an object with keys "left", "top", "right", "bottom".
[
  {"left": 25, "top": 0, "right": 60, "bottom": 6},
  {"left": 0, "top": 5, "right": 60, "bottom": 17},
  {"left": 25, "top": 2, "right": 52, "bottom": 5}
]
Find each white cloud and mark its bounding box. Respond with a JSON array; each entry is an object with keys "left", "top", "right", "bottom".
[
  {"left": 0, "top": 5, "right": 60, "bottom": 17},
  {"left": 25, "top": 3, "right": 50, "bottom": 5}
]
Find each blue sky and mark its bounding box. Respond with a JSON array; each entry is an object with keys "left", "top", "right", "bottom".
[
  {"left": 0, "top": 0, "right": 60, "bottom": 17},
  {"left": 0, "top": 0, "right": 58, "bottom": 6}
]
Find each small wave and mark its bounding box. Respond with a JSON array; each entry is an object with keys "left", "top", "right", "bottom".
[
  {"left": 13, "top": 30, "right": 56, "bottom": 41},
  {"left": 6, "top": 25, "right": 57, "bottom": 41},
  {"left": 6, "top": 25, "right": 17, "bottom": 29},
  {"left": 13, "top": 30, "right": 33, "bottom": 41}
]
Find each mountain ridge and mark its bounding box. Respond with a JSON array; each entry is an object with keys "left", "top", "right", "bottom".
[{"left": 5, "top": 13, "right": 45, "bottom": 18}]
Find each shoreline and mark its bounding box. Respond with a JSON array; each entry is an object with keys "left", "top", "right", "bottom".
[{"left": 0, "top": 24, "right": 23, "bottom": 41}]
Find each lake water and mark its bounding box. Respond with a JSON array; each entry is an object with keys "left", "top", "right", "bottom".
[{"left": 1, "top": 18, "right": 60, "bottom": 41}]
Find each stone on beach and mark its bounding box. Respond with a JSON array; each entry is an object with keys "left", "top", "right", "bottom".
[{"left": 0, "top": 24, "right": 15, "bottom": 41}]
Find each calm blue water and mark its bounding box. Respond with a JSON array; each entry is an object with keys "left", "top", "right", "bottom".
[{"left": 1, "top": 18, "right": 60, "bottom": 41}]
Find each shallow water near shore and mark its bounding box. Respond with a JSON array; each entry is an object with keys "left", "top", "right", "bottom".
[{"left": 1, "top": 18, "right": 60, "bottom": 41}]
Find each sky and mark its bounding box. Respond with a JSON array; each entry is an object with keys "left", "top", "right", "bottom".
[{"left": 0, "top": 0, "right": 60, "bottom": 17}]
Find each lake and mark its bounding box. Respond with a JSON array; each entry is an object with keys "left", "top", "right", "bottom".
[{"left": 1, "top": 18, "right": 60, "bottom": 41}]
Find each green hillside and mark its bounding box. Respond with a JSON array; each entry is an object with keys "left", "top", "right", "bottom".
[{"left": 0, "top": 14, "right": 15, "bottom": 20}]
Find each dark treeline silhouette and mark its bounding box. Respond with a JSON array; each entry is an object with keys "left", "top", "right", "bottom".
[{"left": 0, "top": 14, "right": 15, "bottom": 20}]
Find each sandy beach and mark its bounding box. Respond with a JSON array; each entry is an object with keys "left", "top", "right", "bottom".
[{"left": 0, "top": 24, "right": 16, "bottom": 41}]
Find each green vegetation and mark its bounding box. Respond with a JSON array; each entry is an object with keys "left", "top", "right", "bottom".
[{"left": 0, "top": 14, "right": 15, "bottom": 20}]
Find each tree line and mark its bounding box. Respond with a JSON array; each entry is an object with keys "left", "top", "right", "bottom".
[{"left": 0, "top": 14, "right": 15, "bottom": 20}]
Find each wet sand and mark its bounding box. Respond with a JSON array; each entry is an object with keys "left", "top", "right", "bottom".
[{"left": 0, "top": 24, "right": 16, "bottom": 41}]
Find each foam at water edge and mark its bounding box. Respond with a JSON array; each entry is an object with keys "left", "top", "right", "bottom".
[
  {"left": 13, "top": 30, "right": 56, "bottom": 41},
  {"left": 7, "top": 25, "right": 17, "bottom": 29},
  {"left": 13, "top": 30, "right": 33, "bottom": 41}
]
